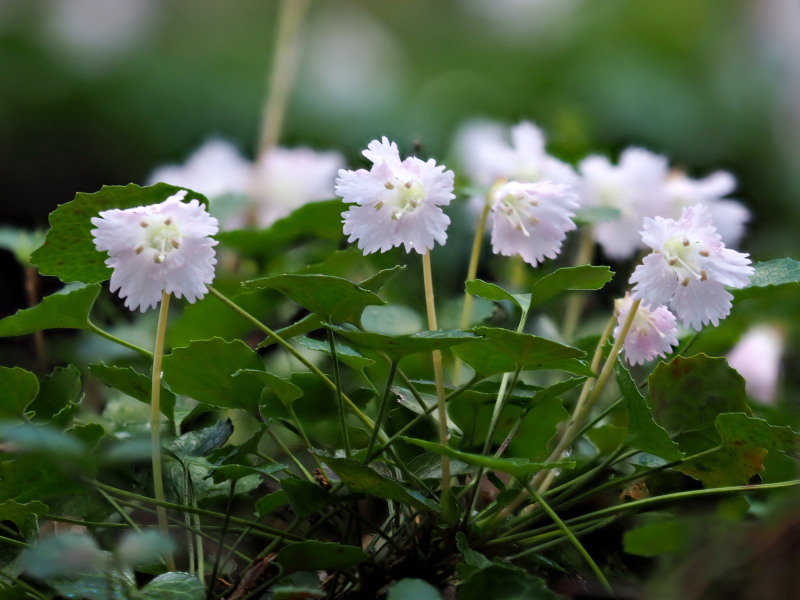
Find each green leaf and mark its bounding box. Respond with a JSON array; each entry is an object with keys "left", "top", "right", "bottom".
[
  {"left": 448, "top": 392, "right": 569, "bottom": 458},
  {"left": 162, "top": 338, "right": 264, "bottom": 413},
  {"left": 0, "top": 284, "right": 100, "bottom": 337},
  {"left": 401, "top": 438, "right": 574, "bottom": 479},
  {"left": 455, "top": 532, "right": 492, "bottom": 568},
  {"left": 330, "top": 325, "right": 478, "bottom": 361},
  {"left": 614, "top": 362, "right": 682, "bottom": 461},
  {"left": 89, "top": 363, "right": 176, "bottom": 423},
  {"left": 168, "top": 420, "right": 234, "bottom": 458},
  {"left": 450, "top": 340, "right": 517, "bottom": 377},
  {"left": 276, "top": 541, "right": 368, "bottom": 574},
  {"left": 468, "top": 327, "right": 592, "bottom": 375},
  {"left": 243, "top": 274, "right": 385, "bottom": 323},
  {"left": 740, "top": 258, "right": 800, "bottom": 293},
  {"left": 530, "top": 265, "right": 614, "bottom": 307},
  {"left": 0, "top": 500, "right": 48, "bottom": 528},
  {"left": 387, "top": 579, "right": 442, "bottom": 600},
  {"left": 235, "top": 369, "right": 303, "bottom": 408},
  {"left": 715, "top": 413, "right": 799, "bottom": 451},
  {"left": 281, "top": 479, "right": 333, "bottom": 519},
  {"left": 136, "top": 572, "right": 205, "bottom": 600},
  {"left": 29, "top": 365, "right": 82, "bottom": 425},
  {"left": 258, "top": 265, "right": 406, "bottom": 349},
  {"left": 649, "top": 354, "right": 751, "bottom": 437},
  {"left": 459, "top": 564, "right": 554, "bottom": 600},
  {"left": 0, "top": 367, "right": 39, "bottom": 418},
  {"left": 271, "top": 587, "right": 325, "bottom": 600},
  {"left": 31, "top": 183, "right": 206, "bottom": 283},
  {"left": 0, "top": 226, "right": 46, "bottom": 266},
  {"left": 465, "top": 279, "right": 523, "bottom": 309},
  {"left": 623, "top": 514, "right": 689, "bottom": 556},
  {"left": 296, "top": 335, "right": 375, "bottom": 370},
  {"left": 255, "top": 490, "right": 289, "bottom": 517},
  {"left": 216, "top": 199, "right": 344, "bottom": 257},
  {"left": 648, "top": 355, "right": 762, "bottom": 486},
  {"left": 320, "top": 456, "right": 440, "bottom": 513}
]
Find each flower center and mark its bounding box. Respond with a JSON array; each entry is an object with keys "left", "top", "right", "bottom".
[
  {"left": 662, "top": 235, "right": 709, "bottom": 286},
  {"left": 497, "top": 191, "right": 538, "bottom": 237},
  {"left": 136, "top": 216, "right": 184, "bottom": 263},
  {"left": 376, "top": 175, "right": 426, "bottom": 220}
]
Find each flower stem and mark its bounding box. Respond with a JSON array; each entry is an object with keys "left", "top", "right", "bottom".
[
  {"left": 365, "top": 360, "right": 398, "bottom": 462},
  {"left": 327, "top": 326, "right": 351, "bottom": 458},
  {"left": 258, "top": 0, "right": 311, "bottom": 155},
  {"left": 150, "top": 291, "right": 175, "bottom": 571},
  {"left": 452, "top": 200, "right": 492, "bottom": 384},
  {"left": 422, "top": 251, "right": 451, "bottom": 504},
  {"left": 561, "top": 228, "right": 596, "bottom": 340},
  {"left": 86, "top": 320, "right": 152, "bottom": 358},
  {"left": 523, "top": 482, "right": 613, "bottom": 594}
]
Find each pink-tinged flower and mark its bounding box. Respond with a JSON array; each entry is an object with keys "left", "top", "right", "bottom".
[
  {"left": 489, "top": 181, "right": 578, "bottom": 266},
  {"left": 727, "top": 324, "right": 784, "bottom": 404},
  {"left": 252, "top": 147, "right": 344, "bottom": 226},
  {"left": 629, "top": 204, "right": 753, "bottom": 331},
  {"left": 336, "top": 137, "right": 455, "bottom": 254},
  {"left": 614, "top": 293, "right": 679, "bottom": 365},
  {"left": 664, "top": 170, "right": 750, "bottom": 248},
  {"left": 91, "top": 191, "right": 219, "bottom": 312},
  {"left": 578, "top": 148, "right": 671, "bottom": 260},
  {"left": 147, "top": 139, "right": 251, "bottom": 200},
  {"left": 454, "top": 120, "right": 577, "bottom": 188}
]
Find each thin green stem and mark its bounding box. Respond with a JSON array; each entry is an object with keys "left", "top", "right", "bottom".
[
  {"left": 43, "top": 515, "right": 129, "bottom": 529},
  {"left": 523, "top": 482, "right": 613, "bottom": 594},
  {"left": 327, "top": 326, "right": 351, "bottom": 457},
  {"left": 365, "top": 360, "right": 399, "bottom": 462},
  {"left": 422, "top": 251, "right": 451, "bottom": 504},
  {"left": 561, "top": 228, "right": 596, "bottom": 341},
  {"left": 0, "top": 534, "right": 30, "bottom": 549},
  {"left": 94, "top": 482, "right": 302, "bottom": 542},
  {"left": 261, "top": 428, "right": 315, "bottom": 482},
  {"left": 95, "top": 487, "right": 143, "bottom": 533},
  {"left": 207, "top": 481, "right": 236, "bottom": 600},
  {"left": 86, "top": 320, "right": 152, "bottom": 358},
  {"left": 150, "top": 291, "right": 175, "bottom": 571},
  {"left": 453, "top": 200, "right": 492, "bottom": 384},
  {"left": 510, "top": 516, "right": 621, "bottom": 560}
]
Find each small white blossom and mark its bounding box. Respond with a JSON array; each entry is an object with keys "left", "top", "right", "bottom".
[
  {"left": 489, "top": 181, "right": 578, "bottom": 266},
  {"left": 147, "top": 139, "right": 251, "bottom": 200},
  {"left": 630, "top": 204, "right": 753, "bottom": 331},
  {"left": 578, "top": 148, "right": 670, "bottom": 260},
  {"left": 336, "top": 137, "right": 455, "bottom": 254},
  {"left": 614, "top": 293, "right": 679, "bottom": 365},
  {"left": 252, "top": 147, "right": 344, "bottom": 226},
  {"left": 664, "top": 170, "right": 750, "bottom": 248},
  {"left": 91, "top": 191, "right": 219, "bottom": 312},
  {"left": 454, "top": 120, "right": 577, "bottom": 188},
  {"left": 727, "top": 324, "right": 784, "bottom": 404}
]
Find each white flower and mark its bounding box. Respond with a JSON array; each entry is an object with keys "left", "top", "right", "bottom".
[
  {"left": 91, "top": 191, "right": 219, "bottom": 312},
  {"left": 454, "top": 120, "right": 577, "bottom": 188},
  {"left": 489, "top": 181, "right": 578, "bottom": 266},
  {"left": 578, "top": 148, "right": 670, "bottom": 260},
  {"left": 630, "top": 204, "right": 753, "bottom": 331},
  {"left": 336, "top": 137, "right": 455, "bottom": 254},
  {"left": 147, "top": 139, "right": 251, "bottom": 200},
  {"left": 664, "top": 170, "right": 750, "bottom": 248},
  {"left": 614, "top": 293, "right": 679, "bottom": 365},
  {"left": 727, "top": 324, "right": 784, "bottom": 404},
  {"left": 252, "top": 147, "right": 344, "bottom": 226}
]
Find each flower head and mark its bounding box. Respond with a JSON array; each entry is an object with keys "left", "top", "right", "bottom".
[
  {"left": 147, "top": 139, "right": 251, "bottom": 200},
  {"left": 629, "top": 204, "right": 753, "bottom": 330},
  {"left": 91, "top": 191, "right": 219, "bottom": 312},
  {"left": 614, "top": 293, "right": 679, "bottom": 365},
  {"left": 336, "top": 137, "right": 455, "bottom": 254},
  {"left": 727, "top": 324, "right": 784, "bottom": 404},
  {"left": 489, "top": 181, "right": 578, "bottom": 266},
  {"left": 664, "top": 170, "right": 750, "bottom": 248},
  {"left": 454, "top": 120, "right": 576, "bottom": 188},
  {"left": 252, "top": 147, "right": 344, "bottom": 226},
  {"left": 577, "top": 148, "right": 670, "bottom": 259}
]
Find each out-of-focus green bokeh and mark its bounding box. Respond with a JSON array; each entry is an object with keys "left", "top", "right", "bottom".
[{"left": 2, "top": 0, "right": 799, "bottom": 256}]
